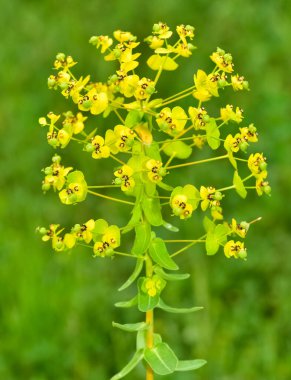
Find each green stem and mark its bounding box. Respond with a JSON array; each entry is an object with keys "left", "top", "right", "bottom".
[
  {"left": 87, "top": 190, "right": 135, "bottom": 205},
  {"left": 145, "top": 252, "right": 154, "bottom": 380},
  {"left": 167, "top": 154, "right": 228, "bottom": 170}
]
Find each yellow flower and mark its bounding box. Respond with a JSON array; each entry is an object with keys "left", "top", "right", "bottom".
[
  {"left": 192, "top": 135, "right": 206, "bottom": 149},
  {"left": 143, "top": 275, "right": 166, "bottom": 297},
  {"left": 90, "top": 136, "right": 110, "bottom": 159},
  {"left": 248, "top": 153, "right": 267, "bottom": 176},
  {"left": 89, "top": 35, "right": 113, "bottom": 53},
  {"left": 93, "top": 224, "right": 120, "bottom": 257},
  {"left": 231, "top": 74, "right": 249, "bottom": 91},
  {"left": 113, "top": 30, "right": 136, "bottom": 43},
  {"left": 171, "top": 194, "right": 193, "bottom": 220},
  {"left": 176, "top": 24, "right": 195, "bottom": 44},
  {"left": 118, "top": 74, "right": 139, "bottom": 97},
  {"left": 157, "top": 106, "right": 187, "bottom": 136},
  {"left": 230, "top": 219, "right": 249, "bottom": 238},
  {"left": 145, "top": 159, "right": 165, "bottom": 183},
  {"left": 144, "top": 35, "right": 164, "bottom": 49},
  {"left": 200, "top": 186, "right": 216, "bottom": 211},
  {"left": 239, "top": 124, "right": 258, "bottom": 143},
  {"left": 255, "top": 174, "right": 271, "bottom": 196},
  {"left": 220, "top": 105, "right": 243, "bottom": 123},
  {"left": 78, "top": 86, "right": 108, "bottom": 115},
  {"left": 152, "top": 22, "right": 173, "bottom": 39},
  {"left": 42, "top": 155, "right": 72, "bottom": 192},
  {"left": 114, "top": 165, "right": 135, "bottom": 192},
  {"left": 224, "top": 133, "right": 246, "bottom": 153},
  {"left": 63, "top": 75, "right": 90, "bottom": 102},
  {"left": 134, "top": 77, "right": 155, "bottom": 100},
  {"left": 188, "top": 106, "right": 209, "bottom": 130},
  {"left": 210, "top": 48, "right": 234, "bottom": 73},
  {"left": 54, "top": 53, "right": 77, "bottom": 70},
  {"left": 224, "top": 240, "right": 247, "bottom": 259},
  {"left": 113, "top": 125, "right": 136, "bottom": 152},
  {"left": 193, "top": 70, "right": 219, "bottom": 102}
]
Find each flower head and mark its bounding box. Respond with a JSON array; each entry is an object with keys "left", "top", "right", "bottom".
[
  {"left": 224, "top": 240, "right": 247, "bottom": 260},
  {"left": 114, "top": 165, "right": 135, "bottom": 191}
]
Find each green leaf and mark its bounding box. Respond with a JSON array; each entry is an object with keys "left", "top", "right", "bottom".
[
  {"left": 154, "top": 266, "right": 190, "bottom": 281},
  {"left": 131, "top": 222, "right": 151, "bottom": 255},
  {"left": 206, "top": 223, "right": 229, "bottom": 255},
  {"left": 137, "top": 278, "right": 160, "bottom": 312},
  {"left": 144, "top": 342, "right": 178, "bottom": 375},
  {"left": 110, "top": 349, "right": 144, "bottom": 380},
  {"left": 136, "top": 331, "right": 162, "bottom": 351},
  {"left": 142, "top": 196, "right": 163, "bottom": 226},
  {"left": 144, "top": 142, "right": 161, "bottom": 161},
  {"left": 183, "top": 184, "right": 200, "bottom": 209},
  {"left": 115, "top": 295, "right": 138, "bottom": 308},
  {"left": 149, "top": 238, "right": 178, "bottom": 270},
  {"left": 112, "top": 321, "right": 148, "bottom": 332},
  {"left": 124, "top": 110, "right": 144, "bottom": 128},
  {"left": 163, "top": 140, "right": 192, "bottom": 159},
  {"left": 121, "top": 204, "right": 142, "bottom": 234},
  {"left": 162, "top": 221, "right": 179, "bottom": 232},
  {"left": 147, "top": 55, "right": 178, "bottom": 71},
  {"left": 67, "top": 170, "right": 85, "bottom": 183},
  {"left": 118, "top": 259, "right": 144, "bottom": 292},
  {"left": 233, "top": 171, "right": 247, "bottom": 198},
  {"left": 206, "top": 118, "right": 220, "bottom": 150},
  {"left": 176, "top": 359, "right": 207, "bottom": 371},
  {"left": 203, "top": 216, "right": 215, "bottom": 233},
  {"left": 228, "top": 150, "right": 237, "bottom": 169},
  {"left": 157, "top": 299, "right": 203, "bottom": 314}
]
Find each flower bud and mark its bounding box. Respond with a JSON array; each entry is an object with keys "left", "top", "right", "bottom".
[
  {"left": 240, "top": 221, "right": 249, "bottom": 231},
  {"left": 114, "top": 178, "right": 122, "bottom": 185},
  {"left": 239, "top": 141, "right": 249, "bottom": 153},
  {"left": 213, "top": 191, "right": 222, "bottom": 201},
  {"left": 238, "top": 249, "right": 247, "bottom": 260},
  {"left": 44, "top": 167, "right": 53, "bottom": 175},
  {"left": 48, "top": 138, "right": 59, "bottom": 148},
  {"left": 42, "top": 183, "right": 51, "bottom": 192},
  {"left": 39, "top": 117, "right": 47, "bottom": 126},
  {"left": 158, "top": 167, "right": 167, "bottom": 177},
  {"left": 85, "top": 143, "right": 94, "bottom": 152},
  {"left": 259, "top": 161, "right": 267, "bottom": 171},
  {"left": 52, "top": 154, "right": 61, "bottom": 163},
  {"left": 89, "top": 36, "right": 98, "bottom": 45},
  {"left": 47, "top": 76, "right": 56, "bottom": 89},
  {"left": 263, "top": 185, "right": 271, "bottom": 195},
  {"left": 153, "top": 24, "right": 160, "bottom": 33},
  {"left": 72, "top": 224, "right": 81, "bottom": 233},
  {"left": 38, "top": 227, "right": 48, "bottom": 235},
  {"left": 202, "top": 114, "right": 210, "bottom": 123},
  {"left": 56, "top": 53, "right": 65, "bottom": 62}
]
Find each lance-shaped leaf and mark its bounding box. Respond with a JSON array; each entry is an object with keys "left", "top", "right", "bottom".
[
  {"left": 121, "top": 204, "right": 142, "bottom": 234},
  {"left": 147, "top": 55, "right": 178, "bottom": 71},
  {"left": 176, "top": 359, "right": 207, "bottom": 371},
  {"left": 118, "top": 259, "right": 144, "bottom": 292},
  {"left": 233, "top": 171, "right": 247, "bottom": 198},
  {"left": 144, "top": 342, "right": 178, "bottom": 375},
  {"left": 154, "top": 266, "right": 189, "bottom": 281},
  {"left": 162, "top": 221, "right": 179, "bottom": 232},
  {"left": 206, "top": 118, "right": 220, "bottom": 150},
  {"left": 136, "top": 331, "right": 162, "bottom": 351},
  {"left": 131, "top": 222, "right": 151, "bottom": 255},
  {"left": 112, "top": 321, "right": 148, "bottom": 332},
  {"left": 149, "top": 238, "right": 178, "bottom": 270},
  {"left": 157, "top": 182, "right": 174, "bottom": 191},
  {"left": 110, "top": 349, "right": 144, "bottom": 380},
  {"left": 115, "top": 295, "right": 138, "bottom": 308},
  {"left": 206, "top": 223, "right": 230, "bottom": 255},
  {"left": 157, "top": 299, "right": 203, "bottom": 314},
  {"left": 163, "top": 140, "right": 192, "bottom": 159},
  {"left": 142, "top": 196, "right": 163, "bottom": 226}
]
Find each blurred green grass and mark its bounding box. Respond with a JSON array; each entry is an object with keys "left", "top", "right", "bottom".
[{"left": 0, "top": 0, "right": 290, "bottom": 379}]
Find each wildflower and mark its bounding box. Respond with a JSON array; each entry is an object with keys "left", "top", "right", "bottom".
[
  {"left": 231, "top": 74, "right": 249, "bottom": 91},
  {"left": 70, "top": 219, "right": 96, "bottom": 244},
  {"left": 62, "top": 111, "right": 87, "bottom": 135},
  {"left": 255, "top": 174, "right": 271, "bottom": 196},
  {"left": 53, "top": 53, "right": 77, "bottom": 70},
  {"left": 152, "top": 22, "right": 172, "bottom": 39},
  {"left": 78, "top": 85, "right": 108, "bottom": 115},
  {"left": 157, "top": 106, "right": 187, "bottom": 136},
  {"left": 224, "top": 240, "right": 247, "bottom": 259},
  {"left": 176, "top": 24, "right": 195, "bottom": 44},
  {"left": 144, "top": 35, "right": 164, "bottom": 49},
  {"left": 118, "top": 74, "right": 139, "bottom": 97},
  {"left": 93, "top": 224, "right": 120, "bottom": 257},
  {"left": 114, "top": 165, "right": 135, "bottom": 191},
  {"left": 134, "top": 77, "right": 155, "bottom": 100},
  {"left": 113, "top": 30, "right": 137, "bottom": 43},
  {"left": 188, "top": 106, "right": 209, "bottom": 130},
  {"left": 192, "top": 134, "right": 206, "bottom": 149},
  {"left": 193, "top": 70, "right": 219, "bottom": 102},
  {"left": 42, "top": 154, "right": 73, "bottom": 192},
  {"left": 59, "top": 171, "right": 87, "bottom": 205},
  {"left": 248, "top": 153, "right": 267, "bottom": 176},
  {"left": 230, "top": 219, "right": 249, "bottom": 238},
  {"left": 224, "top": 133, "right": 248, "bottom": 153},
  {"left": 210, "top": 47, "right": 234, "bottom": 73},
  {"left": 89, "top": 35, "right": 113, "bottom": 53},
  {"left": 239, "top": 124, "right": 258, "bottom": 143},
  {"left": 220, "top": 105, "right": 243, "bottom": 123},
  {"left": 200, "top": 186, "right": 222, "bottom": 211},
  {"left": 141, "top": 275, "right": 166, "bottom": 297},
  {"left": 145, "top": 159, "right": 166, "bottom": 183},
  {"left": 106, "top": 125, "right": 136, "bottom": 153},
  {"left": 85, "top": 135, "right": 110, "bottom": 159},
  {"left": 170, "top": 185, "right": 200, "bottom": 220}
]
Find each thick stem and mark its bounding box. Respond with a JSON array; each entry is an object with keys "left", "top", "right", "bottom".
[{"left": 145, "top": 253, "right": 154, "bottom": 380}]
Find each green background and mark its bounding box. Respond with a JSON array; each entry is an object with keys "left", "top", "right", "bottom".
[{"left": 1, "top": 0, "right": 290, "bottom": 379}]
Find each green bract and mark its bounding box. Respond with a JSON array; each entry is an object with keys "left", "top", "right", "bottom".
[{"left": 38, "top": 22, "right": 269, "bottom": 379}]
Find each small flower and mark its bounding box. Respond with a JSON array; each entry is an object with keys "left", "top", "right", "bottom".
[
  {"left": 71, "top": 219, "right": 95, "bottom": 244},
  {"left": 42, "top": 155, "right": 73, "bottom": 192},
  {"left": 220, "top": 105, "right": 243, "bottom": 123},
  {"left": 144, "top": 35, "right": 164, "bottom": 49},
  {"left": 210, "top": 47, "right": 234, "bottom": 73},
  {"left": 152, "top": 22, "right": 173, "bottom": 39},
  {"left": 188, "top": 106, "right": 209, "bottom": 130},
  {"left": 54, "top": 53, "right": 77, "bottom": 70},
  {"left": 193, "top": 70, "right": 219, "bottom": 102},
  {"left": 134, "top": 77, "right": 155, "bottom": 100},
  {"left": 200, "top": 186, "right": 217, "bottom": 211},
  {"left": 114, "top": 165, "right": 135, "bottom": 191},
  {"left": 85, "top": 135, "right": 110, "bottom": 159},
  {"left": 176, "top": 24, "right": 195, "bottom": 44},
  {"left": 231, "top": 74, "right": 249, "bottom": 91},
  {"left": 89, "top": 35, "right": 113, "bottom": 53},
  {"left": 248, "top": 153, "right": 267, "bottom": 177},
  {"left": 59, "top": 171, "right": 87, "bottom": 205},
  {"left": 145, "top": 159, "right": 165, "bottom": 183},
  {"left": 142, "top": 275, "right": 166, "bottom": 297},
  {"left": 93, "top": 224, "right": 120, "bottom": 257},
  {"left": 113, "top": 125, "right": 136, "bottom": 152},
  {"left": 157, "top": 106, "right": 187, "bottom": 136},
  {"left": 239, "top": 124, "right": 258, "bottom": 143},
  {"left": 224, "top": 240, "right": 247, "bottom": 260},
  {"left": 230, "top": 219, "right": 249, "bottom": 238},
  {"left": 255, "top": 174, "right": 271, "bottom": 196},
  {"left": 192, "top": 134, "right": 206, "bottom": 149},
  {"left": 170, "top": 185, "right": 200, "bottom": 220},
  {"left": 224, "top": 133, "right": 248, "bottom": 153},
  {"left": 113, "top": 30, "right": 137, "bottom": 43}
]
